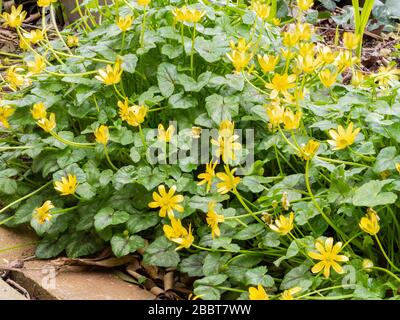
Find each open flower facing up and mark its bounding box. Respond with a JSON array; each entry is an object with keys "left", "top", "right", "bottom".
[
  {"left": 216, "top": 166, "right": 241, "bottom": 194},
  {"left": 54, "top": 174, "right": 78, "bottom": 196},
  {"left": 265, "top": 73, "right": 296, "bottom": 99},
  {"left": 27, "top": 55, "right": 46, "bottom": 75},
  {"left": 95, "top": 61, "right": 122, "bottom": 85},
  {"left": 248, "top": 284, "right": 269, "bottom": 300},
  {"left": 67, "top": 35, "right": 79, "bottom": 47},
  {"left": 0, "top": 106, "right": 15, "bottom": 128},
  {"left": 33, "top": 200, "right": 54, "bottom": 224},
  {"left": 197, "top": 160, "right": 217, "bottom": 193},
  {"left": 343, "top": 32, "right": 360, "bottom": 51},
  {"left": 158, "top": 124, "right": 175, "bottom": 142},
  {"left": 319, "top": 68, "right": 338, "bottom": 88},
  {"left": 94, "top": 125, "right": 109, "bottom": 145},
  {"left": 148, "top": 185, "right": 184, "bottom": 219},
  {"left": 359, "top": 208, "right": 380, "bottom": 236},
  {"left": 298, "top": 139, "right": 320, "bottom": 160},
  {"left": 308, "top": 237, "right": 349, "bottom": 278},
  {"left": 283, "top": 108, "right": 302, "bottom": 130},
  {"left": 31, "top": 102, "right": 47, "bottom": 120},
  {"left": 24, "top": 29, "right": 44, "bottom": 44},
  {"left": 297, "top": 0, "right": 314, "bottom": 11},
  {"left": 280, "top": 287, "right": 302, "bottom": 300},
  {"left": 163, "top": 217, "right": 193, "bottom": 250},
  {"left": 172, "top": 6, "right": 205, "bottom": 23},
  {"left": 37, "top": 113, "right": 56, "bottom": 132},
  {"left": 257, "top": 54, "right": 279, "bottom": 73},
  {"left": 37, "top": 0, "right": 57, "bottom": 7},
  {"left": 126, "top": 104, "right": 148, "bottom": 127},
  {"left": 206, "top": 201, "right": 225, "bottom": 238},
  {"left": 116, "top": 15, "right": 134, "bottom": 32},
  {"left": 1, "top": 5, "right": 27, "bottom": 28},
  {"left": 269, "top": 212, "right": 294, "bottom": 235},
  {"left": 327, "top": 122, "right": 360, "bottom": 150},
  {"left": 251, "top": 1, "right": 271, "bottom": 20}
]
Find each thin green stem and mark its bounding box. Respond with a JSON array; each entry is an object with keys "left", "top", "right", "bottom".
[
  {"left": 374, "top": 235, "right": 400, "bottom": 272},
  {"left": 104, "top": 146, "right": 119, "bottom": 171},
  {"left": 49, "top": 131, "right": 95, "bottom": 148}
]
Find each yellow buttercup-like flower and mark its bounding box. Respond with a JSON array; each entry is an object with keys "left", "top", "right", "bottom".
[
  {"left": 95, "top": 61, "right": 122, "bottom": 85},
  {"left": 257, "top": 54, "right": 279, "bottom": 73},
  {"left": 319, "top": 69, "right": 338, "bottom": 88},
  {"left": 334, "top": 50, "right": 356, "bottom": 69},
  {"left": 282, "top": 31, "right": 300, "bottom": 47},
  {"left": 0, "top": 106, "right": 15, "bottom": 128},
  {"left": 54, "top": 174, "right": 78, "bottom": 196},
  {"left": 148, "top": 185, "right": 184, "bottom": 219},
  {"left": 248, "top": 284, "right": 269, "bottom": 300},
  {"left": 37, "top": 113, "right": 56, "bottom": 132},
  {"left": 327, "top": 122, "right": 360, "bottom": 150},
  {"left": 67, "top": 35, "right": 79, "bottom": 47},
  {"left": 251, "top": 1, "right": 271, "bottom": 20},
  {"left": 33, "top": 200, "right": 54, "bottom": 224},
  {"left": 117, "top": 98, "right": 130, "bottom": 121},
  {"left": 24, "top": 29, "right": 44, "bottom": 44},
  {"left": 374, "top": 64, "right": 400, "bottom": 87},
  {"left": 396, "top": 163, "right": 400, "bottom": 174},
  {"left": 230, "top": 38, "right": 251, "bottom": 52},
  {"left": 37, "top": 0, "right": 57, "bottom": 7},
  {"left": 211, "top": 135, "right": 242, "bottom": 164},
  {"left": 359, "top": 208, "right": 380, "bottom": 236},
  {"left": 158, "top": 123, "right": 175, "bottom": 142},
  {"left": 126, "top": 104, "right": 148, "bottom": 127},
  {"left": 94, "top": 125, "right": 109, "bottom": 145},
  {"left": 163, "top": 217, "right": 193, "bottom": 250},
  {"left": 197, "top": 160, "right": 217, "bottom": 193},
  {"left": 172, "top": 6, "right": 205, "bottom": 23},
  {"left": 298, "top": 43, "right": 315, "bottom": 57},
  {"left": 351, "top": 70, "right": 365, "bottom": 87},
  {"left": 269, "top": 212, "right": 294, "bottom": 235},
  {"left": 265, "top": 73, "right": 296, "bottom": 99},
  {"left": 31, "top": 102, "right": 47, "bottom": 120},
  {"left": 308, "top": 237, "right": 349, "bottom": 278},
  {"left": 297, "top": 0, "right": 314, "bottom": 11},
  {"left": 298, "top": 140, "right": 320, "bottom": 160},
  {"left": 6, "top": 65, "right": 30, "bottom": 90},
  {"left": 216, "top": 166, "right": 241, "bottom": 194},
  {"left": 219, "top": 120, "right": 235, "bottom": 138},
  {"left": 27, "top": 55, "right": 46, "bottom": 75},
  {"left": 116, "top": 15, "right": 134, "bottom": 32},
  {"left": 362, "top": 259, "right": 374, "bottom": 272},
  {"left": 266, "top": 104, "right": 284, "bottom": 127},
  {"left": 206, "top": 201, "right": 225, "bottom": 238},
  {"left": 283, "top": 108, "right": 302, "bottom": 130},
  {"left": 343, "top": 32, "right": 360, "bottom": 51},
  {"left": 137, "top": 0, "right": 151, "bottom": 7},
  {"left": 280, "top": 287, "right": 302, "bottom": 300},
  {"left": 296, "top": 54, "right": 320, "bottom": 74},
  {"left": 227, "top": 50, "right": 252, "bottom": 73},
  {"left": 296, "top": 23, "right": 313, "bottom": 41},
  {"left": 318, "top": 45, "right": 336, "bottom": 64},
  {"left": 1, "top": 5, "right": 27, "bottom": 28}
]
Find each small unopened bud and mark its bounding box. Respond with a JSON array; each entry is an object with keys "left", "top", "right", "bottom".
[
  {"left": 362, "top": 259, "right": 374, "bottom": 272},
  {"left": 281, "top": 192, "right": 290, "bottom": 211}
]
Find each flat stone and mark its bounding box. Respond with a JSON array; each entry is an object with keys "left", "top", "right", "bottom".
[
  {"left": 0, "top": 278, "right": 26, "bottom": 300},
  {"left": 0, "top": 226, "right": 155, "bottom": 300}
]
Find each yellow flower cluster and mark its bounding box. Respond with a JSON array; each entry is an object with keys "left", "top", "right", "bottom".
[
  {"left": 172, "top": 6, "right": 205, "bottom": 23},
  {"left": 266, "top": 104, "right": 302, "bottom": 130}
]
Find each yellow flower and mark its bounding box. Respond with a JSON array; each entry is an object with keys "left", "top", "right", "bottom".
[
  {"left": 117, "top": 98, "right": 130, "bottom": 121},
  {"left": 33, "top": 200, "right": 54, "bottom": 224},
  {"left": 148, "top": 185, "right": 184, "bottom": 219},
  {"left": 298, "top": 140, "right": 320, "bottom": 160},
  {"left": 272, "top": 18, "right": 281, "bottom": 26},
  {"left": 248, "top": 284, "right": 269, "bottom": 300},
  {"left": 216, "top": 166, "right": 240, "bottom": 194},
  {"left": 362, "top": 258, "right": 374, "bottom": 272},
  {"left": 297, "top": 0, "right": 314, "bottom": 11},
  {"left": 251, "top": 1, "right": 271, "bottom": 20},
  {"left": 308, "top": 237, "right": 349, "bottom": 278},
  {"left": 94, "top": 125, "right": 109, "bottom": 145},
  {"left": 230, "top": 38, "right": 251, "bottom": 52},
  {"left": 269, "top": 212, "right": 294, "bottom": 235},
  {"left": 211, "top": 135, "right": 242, "bottom": 164},
  {"left": 1, "top": 5, "right": 27, "bottom": 28},
  {"left": 126, "top": 104, "right": 148, "bottom": 127},
  {"left": 137, "top": 0, "right": 151, "bottom": 7},
  {"left": 191, "top": 126, "right": 202, "bottom": 138},
  {"left": 282, "top": 31, "right": 300, "bottom": 47},
  {"left": 37, "top": 0, "right": 57, "bottom": 7},
  {"left": 343, "top": 32, "right": 360, "bottom": 50},
  {"left": 280, "top": 48, "right": 296, "bottom": 60},
  {"left": 319, "top": 69, "right": 338, "bottom": 88},
  {"left": 6, "top": 66, "right": 30, "bottom": 90},
  {"left": 296, "top": 54, "right": 320, "bottom": 74},
  {"left": 280, "top": 287, "right": 302, "bottom": 300},
  {"left": 172, "top": 6, "right": 205, "bottom": 23},
  {"left": 265, "top": 73, "right": 296, "bottom": 99},
  {"left": 19, "top": 35, "right": 29, "bottom": 50},
  {"left": 37, "top": 113, "right": 56, "bottom": 132},
  {"left": 197, "top": 160, "right": 217, "bottom": 193},
  {"left": 25, "top": 29, "right": 44, "bottom": 44},
  {"left": 206, "top": 201, "right": 225, "bottom": 238},
  {"left": 0, "top": 106, "right": 15, "bottom": 128},
  {"left": 298, "top": 43, "right": 315, "bottom": 57},
  {"left": 266, "top": 104, "right": 284, "bottom": 127},
  {"left": 218, "top": 120, "right": 235, "bottom": 138},
  {"left": 396, "top": 163, "right": 400, "bottom": 174},
  {"left": 31, "top": 102, "right": 47, "bottom": 120},
  {"left": 163, "top": 217, "right": 193, "bottom": 250},
  {"left": 158, "top": 123, "right": 175, "bottom": 142},
  {"left": 327, "top": 122, "right": 360, "bottom": 150},
  {"left": 227, "top": 50, "right": 252, "bottom": 73},
  {"left": 27, "top": 55, "right": 46, "bottom": 75},
  {"left": 318, "top": 45, "right": 336, "bottom": 64},
  {"left": 359, "top": 208, "right": 380, "bottom": 236},
  {"left": 116, "top": 15, "right": 134, "bottom": 32},
  {"left": 283, "top": 108, "right": 302, "bottom": 130},
  {"left": 95, "top": 61, "right": 123, "bottom": 85},
  {"left": 296, "top": 23, "right": 313, "bottom": 41},
  {"left": 351, "top": 70, "right": 365, "bottom": 86},
  {"left": 67, "top": 35, "right": 79, "bottom": 47},
  {"left": 334, "top": 50, "right": 356, "bottom": 69},
  {"left": 374, "top": 64, "right": 400, "bottom": 87},
  {"left": 257, "top": 54, "right": 279, "bottom": 73},
  {"left": 54, "top": 174, "right": 78, "bottom": 196}
]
